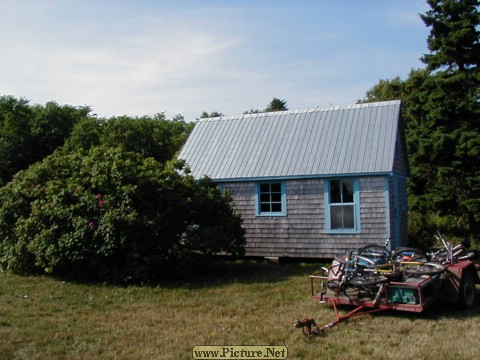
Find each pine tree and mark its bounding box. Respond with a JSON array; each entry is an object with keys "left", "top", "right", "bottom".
[
  {"left": 421, "top": 0, "right": 480, "bottom": 72},
  {"left": 408, "top": 0, "right": 480, "bottom": 240}
]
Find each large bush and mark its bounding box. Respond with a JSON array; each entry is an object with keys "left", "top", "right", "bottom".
[{"left": 0, "top": 147, "right": 245, "bottom": 281}]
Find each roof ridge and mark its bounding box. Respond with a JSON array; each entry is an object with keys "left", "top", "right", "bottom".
[{"left": 200, "top": 100, "right": 401, "bottom": 121}]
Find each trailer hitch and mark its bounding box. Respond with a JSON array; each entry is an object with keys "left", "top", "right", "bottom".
[{"left": 295, "top": 300, "right": 388, "bottom": 336}]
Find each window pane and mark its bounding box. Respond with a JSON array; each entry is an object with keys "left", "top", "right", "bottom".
[
  {"left": 271, "top": 203, "right": 282, "bottom": 212},
  {"left": 330, "top": 205, "right": 355, "bottom": 229},
  {"left": 260, "top": 183, "right": 270, "bottom": 193},
  {"left": 330, "top": 180, "right": 341, "bottom": 203},
  {"left": 261, "top": 203, "right": 271, "bottom": 212},
  {"left": 260, "top": 194, "right": 270, "bottom": 203},
  {"left": 271, "top": 183, "right": 281, "bottom": 193},
  {"left": 343, "top": 205, "right": 355, "bottom": 228},
  {"left": 342, "top": 179, "right": 354, "bottom": 203},
  {"left": 331, "top": 206, "right": 343, "bottom": 229},
  {"left": 271, "top": 193, "right": 281, "bottom": 203},
  {"left": 330, "top": 179, "right": 354, "bottom": 203}
]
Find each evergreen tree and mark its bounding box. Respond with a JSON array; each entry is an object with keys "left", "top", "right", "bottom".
[
  {"left": 409, "top": 0, "right": 480, "bottom": 242},
  {"left": 199, "top": 111, "right": 224, "bottom": 119},
  {"left": 360, "top": 1, "right": 480, "bottom": 245},
  {"left": 243, "top": 98, "right": 289, "bottom": 114},
  {"left": 421, "top": 0, "right": 480, "bottom": 72},
  {"left": 264, "top": 98, "right": 288, "bottom": 112}
]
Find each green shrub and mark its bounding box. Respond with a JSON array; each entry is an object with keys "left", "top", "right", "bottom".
[{"left": 0, "top": 147, "right": 245, "bottom": 281}]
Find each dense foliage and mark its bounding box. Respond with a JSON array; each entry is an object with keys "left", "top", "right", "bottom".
[
  {"left": 360, "top": 0, "right": 480, "bottom": 246},
  {"left": 0, "top": 96, "right": 90, "bottom": 186},
  {"left": 64, "top": 113, "right": 193, "bottom": 163},
  {"left": 0, "top": 99, "right": 244, "bottom": 281},
  {"left": 0, "top": 147, "right": 244, "bottom": 281}
]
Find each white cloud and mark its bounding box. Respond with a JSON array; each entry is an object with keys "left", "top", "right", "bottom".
[
  {"left": 0, "top": 1, "right": 432, "bottom": 120},
  {"left": 0, "top": 7, "right": 246, "bottom": 118}
]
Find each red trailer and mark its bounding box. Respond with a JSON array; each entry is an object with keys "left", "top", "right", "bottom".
[{"left": 303, "top": 235, "right": 480, "bottom": 335}]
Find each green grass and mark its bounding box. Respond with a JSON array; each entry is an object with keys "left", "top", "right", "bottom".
[{"left": 1, "top": 261, "right": 480, "bottom": 360}]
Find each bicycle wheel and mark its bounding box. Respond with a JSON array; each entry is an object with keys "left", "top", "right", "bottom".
[
  {"left": 355, "top": 255, "right": 377, "bottom": 268},
  {"left": 350, "top": 273, "right": 388, "bottom": 287},
  {"left": 333, "top": 252, "right": 376, "bottom": 267},
  {"left": 391, "top": 247, "right": 426, "bottom": 262},
  {"left": 358, "top": 244, "right": 391, "bottom": 263},
  {"left": 403, "top": 262, "right": 446, "bottom": 276}
]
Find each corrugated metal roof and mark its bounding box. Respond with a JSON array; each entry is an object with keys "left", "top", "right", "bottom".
[{"left": 179, "top": 100, "right": 402, "bottom": 181}]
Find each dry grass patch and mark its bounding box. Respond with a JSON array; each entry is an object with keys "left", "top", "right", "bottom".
[{"left": 1, "top": 261, "right": 479, "bottom": 359}]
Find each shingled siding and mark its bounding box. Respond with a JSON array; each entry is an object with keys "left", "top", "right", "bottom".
[
  {"left": 359, "top": 177, "right": 391, "bottom": 248},
  {"left": 223, "top": 176, "right": 391, "bottom": 259}
]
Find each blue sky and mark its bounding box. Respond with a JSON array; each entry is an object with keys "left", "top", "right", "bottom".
[{"left": 0, "top": 0, "right": 430, "bottom": 120}]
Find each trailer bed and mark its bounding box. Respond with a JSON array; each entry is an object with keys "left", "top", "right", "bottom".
[
  {"left": 310, "top": 272, "right": 443, "bottom": 313},
  {"left": 298, "top": 240, "right": 480, "bottom": 336}
]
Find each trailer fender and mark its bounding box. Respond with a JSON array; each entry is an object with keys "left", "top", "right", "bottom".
[
  {"left": 457, "top": 271, "right": 478, "bottom": 309},
  {"left": 440, "top": 261, "right": 479, "bottom": 305}
]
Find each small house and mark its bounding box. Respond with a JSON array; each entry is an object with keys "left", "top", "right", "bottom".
[{"left": 179, "top": 100, "right": 409, "bottom": 258}]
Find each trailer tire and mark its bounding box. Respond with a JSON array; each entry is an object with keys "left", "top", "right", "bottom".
[{"left": 458, "top": 271, "right": 477, "bottom": 309}]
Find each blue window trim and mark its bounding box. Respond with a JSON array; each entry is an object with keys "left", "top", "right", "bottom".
[
  {"left": 255, "top": 181, "right": 287, "bottom": 216},
  {"left": 324, "top": 178, "right": 361, "bottom": 233}
]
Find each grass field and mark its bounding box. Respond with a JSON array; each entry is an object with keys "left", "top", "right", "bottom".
[{"left": 1, "top": 261, "right": 480, "bottom": 360}]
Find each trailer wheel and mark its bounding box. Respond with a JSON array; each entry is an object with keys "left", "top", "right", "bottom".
[{"left": 458, "top": 271, "right": 477, "bottom": 309}]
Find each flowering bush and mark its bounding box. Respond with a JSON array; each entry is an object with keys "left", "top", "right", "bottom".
[{"left": 0, "top": 147, "right": 244, "bottom": 281}]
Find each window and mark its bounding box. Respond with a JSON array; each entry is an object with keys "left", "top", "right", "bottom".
[
  {"left": 326, "top": 178, "right": 359, "bottom": 232},
  {"left": 256, "top": 182, "right": 286, "bottom": 216}
]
